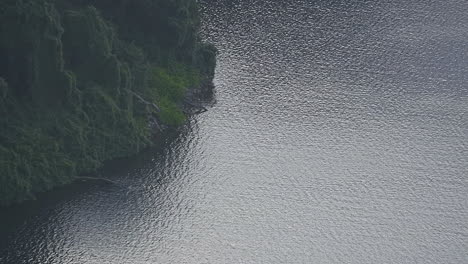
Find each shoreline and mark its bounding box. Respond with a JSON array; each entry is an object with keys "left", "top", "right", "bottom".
[
  {"left": 0, "top": 88, "right": 214, "bottom": 209},
  {"left": 0, "top": 0, "right": 216, "bottom": 206}
]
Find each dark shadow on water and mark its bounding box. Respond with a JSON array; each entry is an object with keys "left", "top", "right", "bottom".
[{"left": 0, "top": 125, "right": 190, "bottom": 254}]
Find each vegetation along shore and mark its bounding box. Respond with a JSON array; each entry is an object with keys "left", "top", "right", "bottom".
[{"left": 0, "top": 0, "right": 216, "bottom": 206}]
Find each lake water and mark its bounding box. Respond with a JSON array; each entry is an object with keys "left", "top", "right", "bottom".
[{"left": 1, "top": 0, "right": 468, "bottom": 263}]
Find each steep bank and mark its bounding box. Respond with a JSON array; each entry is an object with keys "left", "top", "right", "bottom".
[{"left": 0, "top": 0, "right": 216, "bottom": 206}]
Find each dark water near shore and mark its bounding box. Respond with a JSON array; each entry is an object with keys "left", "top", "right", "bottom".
[{"left": 1, "top": 0, "right": 468, "bottom": 263}]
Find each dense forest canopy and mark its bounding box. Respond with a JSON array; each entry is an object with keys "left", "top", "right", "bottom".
[{"left": 0, "top": 0, "right": 216, "bottom": 205}]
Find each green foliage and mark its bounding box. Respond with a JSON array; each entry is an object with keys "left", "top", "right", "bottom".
[
  {"left": 0, "top": 77, "right": 8, "bottom": 100},
  {"left": 147, "top": 64, "right": 202, "bottom": 126},
  {"left": 0, "top": 0, "right": 73, "bottom": 106},
  {"left": 158, "top": 97, "right": 186, "bottom": 126},
  {"left": 0, "top": 0, "right": 216, "bottom": 206},
  {"left": 194, "top": 43, "right": 218, "bottom": 81}
]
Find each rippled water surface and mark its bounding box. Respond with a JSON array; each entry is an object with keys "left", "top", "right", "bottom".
[{"left": 1, "top": 0, "right": 468, "bottom": 263}]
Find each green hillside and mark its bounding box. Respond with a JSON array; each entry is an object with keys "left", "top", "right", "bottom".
[{"left": 0, "top": 0, "right": 216, "bottom": 205}]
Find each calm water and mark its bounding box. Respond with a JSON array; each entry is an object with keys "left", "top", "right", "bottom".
[{"left": 1, "top": 0, "right": 468, "bottom": 263}]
